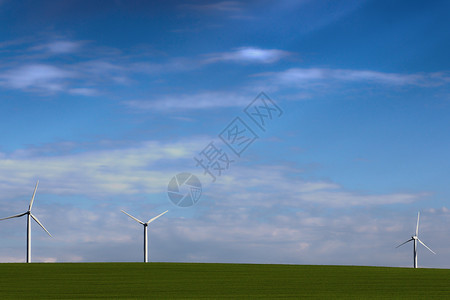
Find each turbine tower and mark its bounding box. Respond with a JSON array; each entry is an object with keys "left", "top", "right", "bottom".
[
  {"left": 121, "top": 210, "right": 168, "bottom": 263},
  {"left": 0, "top": 180, "right": 52, "bottom": 263},
  {"left": 396, "top": 212, "right": 435, "bottom": 268}
]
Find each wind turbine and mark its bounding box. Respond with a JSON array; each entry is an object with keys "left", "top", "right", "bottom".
[
  {"left": 0, "top": 180, "right": 52, "bottom": 263},
  {"left": 396, "top": 212, "right": 435, "bottom": 268},
  {"left": 121, "top": 210, "right": 168, "bottom": 263}
]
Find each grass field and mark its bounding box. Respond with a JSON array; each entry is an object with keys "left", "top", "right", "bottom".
[{"left": 0, "top": 263, "right": 449, "bottom": 299}]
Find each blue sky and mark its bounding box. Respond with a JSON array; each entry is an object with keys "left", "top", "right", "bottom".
[{"left": 0, "top": 0, "right": 449, "bottom": 267}]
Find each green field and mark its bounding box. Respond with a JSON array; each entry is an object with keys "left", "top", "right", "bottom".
[{"left": 0, "top": 263, "right": 449, "bottom": 299}]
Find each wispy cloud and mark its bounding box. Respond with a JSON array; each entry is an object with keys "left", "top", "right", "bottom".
[
  {"left": 205, "top": 47, "right": 291, "bottom": 64},
  {"left": 263, "top": 68, "right": 450, "bottom": 87},
  {"left": 0, "top": 64, "right": 74, "bottom": 92},
  {"left": 181, "top": 1, "right": 243, "bottom": 13},
  {"left": 47, "top": 41, "right": 81, "bottom": 53},
  {"left": 0, "top": 59, "right": 130, "bottom": 95},
  {"left": 208, "top": 165, "right": 425, "bottom": 208},
  {"left": 130, "top": 57, "right": 198, "bottom": 74},
  {"left": 0, "top": 40, "right": 128, "bottom": 95},
  {"left": 0, "top": 36, "right": 295, "bottom": 96},
  {"left": 299, "top": 190, "right": 424, "bottom": 206},
  {"left": 0, "top": 139, "right": 203, "bottom": 200},
  {"left": 33, "top": 40, "right": 84, "bottom": 54},
  {"left": 0, "top": 37, "right": 33, "bottom": 50},
  {"left": 0, "top": 135, "right": 426, "bottom": 209},
  {"left": 68, "top": 87, "right": 99, "bottom": 96},
  {"left": 123, "top": 91, "right": 252, "bottom": 111}
]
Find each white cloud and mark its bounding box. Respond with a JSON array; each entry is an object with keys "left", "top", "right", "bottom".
[
  {"left": 124, "top": 91, "right": 252, "bottom": 111},
  {"left": 43, "top": 41, "right": 82, "bottom": 54},
  {"left": 206, "top": 165, "right": 424, "bottom": 208},
  {"left": 0, "top": 64, "right": 74, "bottom": 92},
  {"left": 205, "top": 47, "right": 291, "bottom": 64},
  {"left": 0, "top": 137, "right": 427, "bottom": 209},
  {"left": 179, "top": 1, "right": 256, "bottom": 20},
  {"left": 0, "top": 38, "right": 293, "bottom": 97},
  {"left": 181, "top": 1, "right": 243, "bottom": 13},
  {"left": 263, "top": 68, "right": 450, "bottom": 87},
  {"left": 130, "top": 58, "right": 198, "bottom": 74},
  {"left": 299, "top": 190, "right": 423, "bottom": 206},
  {"left": 0, "top": 39, "right": 131, "bottom": 95},
  {"left": 0, "top": 139, "right": 204, "bottom": 200},
  {"left": 0, "top": 59, "right": 128, "bottom": 95},
  {"left": 77, "top": 60, "right": 124, "bottom": 75},
  {"left": 69, "top": 87, "right": 99, "bottom": 96}
]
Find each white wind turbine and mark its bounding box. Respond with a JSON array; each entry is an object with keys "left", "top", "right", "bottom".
[
  {"left": 396, "top": 212, "right": 435, "bottom": 268},
  {"left": 121, "top": 210, "right": 168, "bottom": 263},
  {"left": 0, "top": 180, "right": 52, "bottom": 263}
]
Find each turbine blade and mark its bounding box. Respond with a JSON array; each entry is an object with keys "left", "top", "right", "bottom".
[
  {"left": 30, "top": 213, "right": 52, "bottom": 237},
  {"left": 396, "top": 238, "right": 414, "bottom": 248},
  {"left": 29, "top": 180, "right": 39, "bottom": 211},
  {"left": 418, "top": 239, "right": 436, "bottom": 254},
  {"left": 147, "top": 210, "right": 168, "bottom": 224},
  {"left": 0, "top": 212, "right": 27, "bottom": 221},
  {"left": 415, "top": 211, "right": 420, "bottom": 236},
  {"left": 121, "top": 210, "right": 145, "bottom": 225}
]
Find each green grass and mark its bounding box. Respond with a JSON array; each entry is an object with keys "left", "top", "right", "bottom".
[{"left": 0, "top": 263, "right": 449, "bottom": 299}]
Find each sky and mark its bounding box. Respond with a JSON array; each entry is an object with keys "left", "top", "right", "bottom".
[{"left": 0, "top": 0, "right": 449, "bottom": 268}]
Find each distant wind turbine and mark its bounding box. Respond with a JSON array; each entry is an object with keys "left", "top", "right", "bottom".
[
  {"left": 396, "top": 212, "right": 435, "bottom": 268},
  {"left": 0, "top": 180, "right": 52, "bottom": 263},
  {"left": 121, "top": 210, "right": 168, "bottom": 263}
]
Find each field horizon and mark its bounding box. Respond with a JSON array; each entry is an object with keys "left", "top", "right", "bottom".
[
  {"left": 1, "top": 262, "right": 449, "bottom": 298},
  {"left": 0, "top": 261, "right": 448, "bottom": 269}
]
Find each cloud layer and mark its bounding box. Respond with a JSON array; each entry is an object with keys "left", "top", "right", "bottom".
[{"left": 1, "top": 136, "right": 442, "bottom": 266}]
